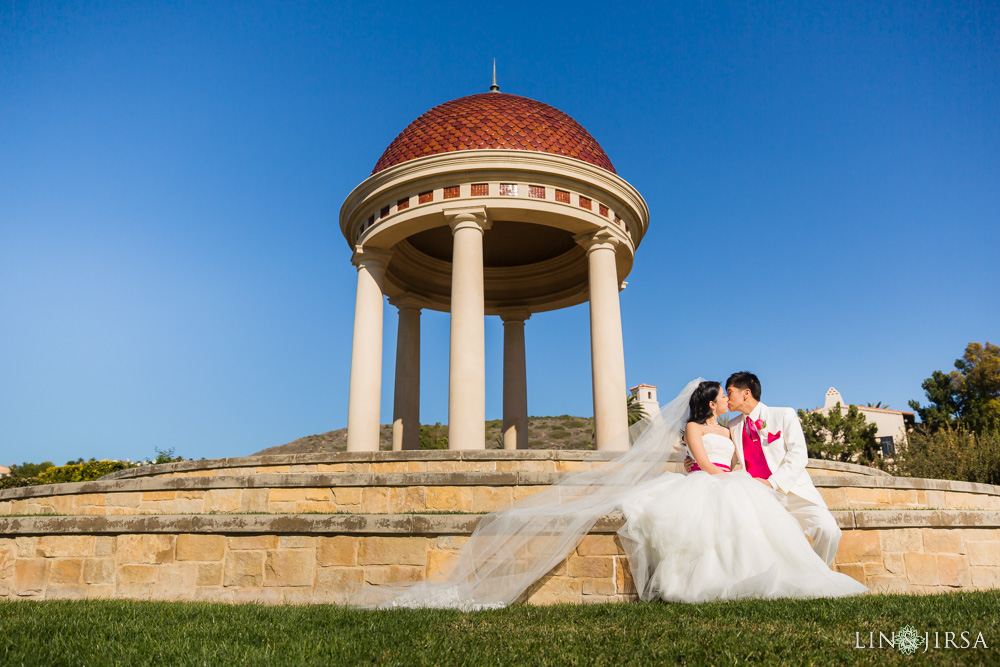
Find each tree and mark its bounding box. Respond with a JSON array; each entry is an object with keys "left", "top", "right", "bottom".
[
  {"left": 865, "top": 401, "right": 890, "bottom": 409},
  {"left": 627, "top": 394, "right": 647, "bottom": 426},
  {"left": 798, "top": 403, "right": 879, "bottom": 464},
  {"left": 892, "top": 426, "right": 1000, "bottom": 486},
  {"left": 419, "top": 423, "right": 448, "bottom": 449},
  {"left": 9, "top": 461, "right": 54, "bottom": 478},
  {"left": 909, "top": 342, "right": 1000, "bottom": 432},
  {"left": 153, "top": 447, "right": 184, "bottom": 465}
]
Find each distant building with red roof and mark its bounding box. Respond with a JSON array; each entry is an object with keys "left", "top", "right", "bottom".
[{"left": 813, "top": 388, "right": 915, "bottom": 457}]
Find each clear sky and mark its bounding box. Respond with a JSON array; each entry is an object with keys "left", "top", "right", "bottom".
[{"left": 2, "top": 1, "right": 998, "bottom": 466}]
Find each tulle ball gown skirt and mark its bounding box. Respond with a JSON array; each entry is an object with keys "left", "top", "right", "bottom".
[{"left": 617, "top": 470, "right": 868, "bottom": 603}]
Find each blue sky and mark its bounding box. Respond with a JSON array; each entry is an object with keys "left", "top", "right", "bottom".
[{"left": 1, "top": 1, "right": 997, "bottom": 466}]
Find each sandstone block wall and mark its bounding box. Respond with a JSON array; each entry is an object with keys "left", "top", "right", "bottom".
[
  {"left": 3, "top": 477, "right": 999, "bottom": 519},
  {"left": 835, "top": 527, "right": 1000, "bottom": 593},
  {"left": 0, "top": 532, "right": 635, "bottom": 605},
  {"left": 4, "top": 523, "right": 999, "bottom": 604}
]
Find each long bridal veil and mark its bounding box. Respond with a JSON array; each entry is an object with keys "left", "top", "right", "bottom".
[{"left": 349, "top": 378, "right": 704, "bottom": 610}]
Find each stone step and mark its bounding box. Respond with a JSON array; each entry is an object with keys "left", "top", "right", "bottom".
[
  {"left": 5, "top": 508, "right": 999, "bottom": 536},
  {"left": 3, "top": 469, "right": 999, "bottom": 518},
  {"left": 100, "top": 452, "right": 890, "bottom": 481}
]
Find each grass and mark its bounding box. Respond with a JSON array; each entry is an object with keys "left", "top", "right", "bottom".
[{"left": 2, "top": 592, "right": 998, "bottom": 665}]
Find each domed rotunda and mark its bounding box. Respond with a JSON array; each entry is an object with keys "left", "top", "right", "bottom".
[{"left": 340, "top": 83, "right": 649, "bottom": 453}]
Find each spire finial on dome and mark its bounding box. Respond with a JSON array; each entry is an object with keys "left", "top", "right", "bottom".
[{"left": 489, "top": 59, "right": 499, "bottom": 92}]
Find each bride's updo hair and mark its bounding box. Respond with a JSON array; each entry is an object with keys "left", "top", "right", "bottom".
[{"left": 687, "top": 380, "right": 722, "bottom": 424}]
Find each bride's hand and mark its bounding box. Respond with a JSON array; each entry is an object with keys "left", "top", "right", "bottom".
[{"left": 683, "top": 456, "right": 695, "bottom": 473}]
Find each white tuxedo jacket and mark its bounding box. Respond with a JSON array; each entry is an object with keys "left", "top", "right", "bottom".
[{"left": 729, "top": 402, "right": 826, "bottom": 507}]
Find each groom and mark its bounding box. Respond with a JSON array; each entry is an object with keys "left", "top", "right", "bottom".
[{"left": 686, "top": 371, "right": 842, "bottom": 566}]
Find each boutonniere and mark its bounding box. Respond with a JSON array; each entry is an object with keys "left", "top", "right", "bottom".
[
  {"left": 753, "top": 418, "right": 766, "bottom": 431},
  {"left": 767, "top": 431, "right": 782, "bottom": 444}
]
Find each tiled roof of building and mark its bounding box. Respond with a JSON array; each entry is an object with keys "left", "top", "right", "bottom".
[
  {"left": 372, "top": 93, "right": 616, "bottom": 175},
  {"left": 811, "top": 405, "right": 915, "bottom": 416},
  {"left": 858, "top": 405, "right": 915, "bottom": 416}
]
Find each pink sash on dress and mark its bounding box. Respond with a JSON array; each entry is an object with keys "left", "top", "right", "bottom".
[{"left": 688, "top": 462, "right": 732, "bottom": 473}]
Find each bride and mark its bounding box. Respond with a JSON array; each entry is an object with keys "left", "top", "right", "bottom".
[
  {"left": 616, "top": 380, "right": 867, "bottom": 602},
  {"left": 350, "top": 379, "right": 867, "bottom": 609}
]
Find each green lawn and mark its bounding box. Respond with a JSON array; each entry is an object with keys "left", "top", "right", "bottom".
[{"left": 1, "top": 592, "right": 998, "bottom": 665}]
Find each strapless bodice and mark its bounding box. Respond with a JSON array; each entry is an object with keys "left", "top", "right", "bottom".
[{"left": 694, "top": 432, "right": 736, "bottom": 468}]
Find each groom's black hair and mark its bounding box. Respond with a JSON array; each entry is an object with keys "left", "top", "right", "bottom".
[{"left": 726, "top": 371, "right": 761, "bottom": 401}]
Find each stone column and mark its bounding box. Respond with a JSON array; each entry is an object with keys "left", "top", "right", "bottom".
[
  {"left": 390, "top": 295, "right": 421, "bottom": 451},
  {"left": 499, "top": 309, "right": 530, "bottom": 450},
  {"left": 346, "top": 246, "right": 393, "bottom": 452},
  {"left": 446, "top": 208, "right": 492, "bottom": 450},
  {"left": 575, "top": 230, "right": 628, "bottom": 451}
]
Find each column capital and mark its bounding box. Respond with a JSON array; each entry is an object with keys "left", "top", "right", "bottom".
[
  {"left": 388, "top": 293, "right": 423, "bottom": 313},
  {"left": 497, "top": 308, "right": 531, "bottom": 324},
  {"left": 573, "top": 229, "right": 620, "bottom": 254},
  {"left": 444, "top": 206, "right": 492, "bottom": 234},
  {"left": 351, "top": 245, "right": 393, "bottom": 272}
]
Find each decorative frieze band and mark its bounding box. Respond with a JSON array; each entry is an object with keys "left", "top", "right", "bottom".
[{"left": 358, "top": 181, "right": 630, "bottom": 242}]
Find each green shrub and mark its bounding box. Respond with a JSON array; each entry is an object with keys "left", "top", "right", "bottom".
[
  {"left": 564, "top": 420, "right": 585, "bottom": 429},
  {"left": 0, "top": 475, "right": 43, "bottom": 489},
  {"left": 419, "top": 424, "right": 448, "bottom": 450},
  {"left": 3, "top": 461, "right": 134, "bottom": 488},
  {"left": 2, "top": 454, "right": 184, "bottom": 489},
  {"left": 37, "top": 460, "right": 133, "bottom": 484},
  {"left": 9, "top": 461, "right": 54, "bottom": 478},
  {"left": 892, "top": 425, "right": 1000, "bottom": 485}
]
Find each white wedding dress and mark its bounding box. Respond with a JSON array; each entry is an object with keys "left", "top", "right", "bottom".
[{"left": 617, "top": 432, "right": 868, "bottom": 603}]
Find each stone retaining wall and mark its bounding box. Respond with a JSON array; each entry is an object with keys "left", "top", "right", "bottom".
[
  {"left": 2, "top": 472, "right": 999, "bottom": 518},
  {"left": 3, "top": 453, "right": 999, "bottom": 603},
  {"left": 2, "top": 512, "right": 999, "bottom": 604}
]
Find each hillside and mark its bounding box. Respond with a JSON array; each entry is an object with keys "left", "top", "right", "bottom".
[{"left": 253, "top": 416, "right": 596, "bottom": 455}]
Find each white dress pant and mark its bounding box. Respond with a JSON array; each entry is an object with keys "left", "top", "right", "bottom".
[{"left": 775, "top": 490, "right": 842, "bottom": 566}]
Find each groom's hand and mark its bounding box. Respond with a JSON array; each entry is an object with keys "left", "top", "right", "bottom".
[
  {"left": 756, "top": 478, "right": 773, "bottom": 489},
  {"left": 683, "top": 456, "right": 695, "bottom": 473}
]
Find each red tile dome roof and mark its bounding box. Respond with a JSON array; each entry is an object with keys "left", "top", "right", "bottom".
[{"left": 372, "top": 92, "right": 616, "bottom": 175}]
